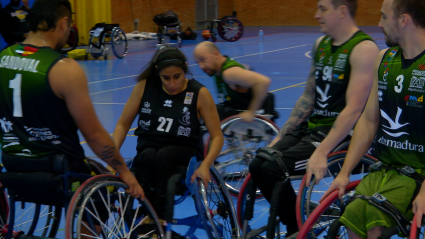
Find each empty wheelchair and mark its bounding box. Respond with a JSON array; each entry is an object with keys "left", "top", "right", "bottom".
[
  {"left": 204, "top": 115, "right": 280, "bottom": 197},
  {"left": 86, "top": 23, "right": 128, "bottom": 60},
  {"left": 0, "top": 154, "right": 163, "bottom": 239},
  {"left": 209, "top": 12, "right": 244, "bottom": 42},
  {"left": 154, "top": 10, "right": 182, "bottom": 48}
]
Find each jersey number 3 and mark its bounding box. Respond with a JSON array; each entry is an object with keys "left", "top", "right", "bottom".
[{"left": 10, "top": 74, "right": 23, "bottom": 117}]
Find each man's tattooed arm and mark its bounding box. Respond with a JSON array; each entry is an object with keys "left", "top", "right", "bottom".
[
  {"left": 101, "top": 145, "right": 124, "bottom": 170},
  {"left": 278, "top": 63, "right": 316, "bottom": 138}
]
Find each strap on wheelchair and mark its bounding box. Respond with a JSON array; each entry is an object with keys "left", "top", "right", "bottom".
[
  {"left": 343, "top": 191, "right": 411, "bottom": 236},
  {"left": 256, "top": 147, "right": 290, "bottom": 178},
  {"left": 369, "top": 161, "right": 425, "bottom": 185}
]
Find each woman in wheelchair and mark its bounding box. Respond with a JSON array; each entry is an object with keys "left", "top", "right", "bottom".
[{"left": 113, "top": 46, "right": 224, "bottom": 221}]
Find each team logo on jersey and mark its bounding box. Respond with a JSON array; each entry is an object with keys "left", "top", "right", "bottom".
[
  {"left": 343, "top": 49, "right": 349, "bottom": 54},
  {"left": 408, "top": 76, "right": 425, "bottom": 93},
  {"left": 327, "top": 56, "right": 333, "bottom": 65},
  {"left": 419, "top": 63, "right": 425, "bottom": 71},
  {"left": 405, "top": 95, "right": 423, "bottom": 108},
  {"left": 179, "top": 107, "right": 191, "bottom": 126},
  {"left": 177, "top": 126, "right": 191, "bottom": 137},
  {"left": 141, "top": 102, "right": 152, "bottom": 114},
  {"left": 184, "top": 92, "right": 194, "bottom": 104},
  {"left": 139, "top": 120, "right": 151, "bottom": 130},
  {"left": 378, "top": 90, "right": 383, "bottom": 101},
  {"left": 386, "top": 49, "right": 398, "bottom": 62},
  {"left": 380, "top": 107, "right": 409, "bottom": 137},
  {"left": 164, "top": 100, "right": 173, "bottom": 107},
  {"left": 11, "top": 10, "right": 28, "bottom": 20},
  {"left": 383, "top": 68, "right": 389, "bottom": 81},
  {"left": 332, "top": 73, "right": 344, "bottom": 80},
  {"left": 316, "top": 84, "right": 331, "bottom": 108},
  {"left": 0, "top": 118, "right": 13, "bottom": 133}
]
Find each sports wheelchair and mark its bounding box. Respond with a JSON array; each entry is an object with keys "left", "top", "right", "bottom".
[
  {"left": 236, "top": 150, "right": 377, "bottom": 239},
  {"left": 86, "top": 23, "right": 128, "bottom": 60},
  {"left": 126, "top": 157, "right": 241, "bottom": 239},
  {"left": 0, "top": 153, "right": 163, "bottom": 239},
  {"left": 209, "top": 12, "right": 244, "bottom": 42},
  {"left": 296, "top": 159, "right": 423, "bottom": 239},
  {"left": 204, "top": 114, "right": 281, "bottom": 197},
  {"left": 154, "top": 10, "right": 183, "bottom": 48}
]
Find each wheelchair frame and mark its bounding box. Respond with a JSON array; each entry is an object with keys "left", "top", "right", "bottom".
[
  {"left": 86, "top": 23, "right": 128, "bottom": 60},
  {"left": 156, "top": 23, "right": 182, "bottom": 48}
]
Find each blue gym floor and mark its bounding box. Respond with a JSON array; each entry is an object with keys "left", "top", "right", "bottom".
[{"left": 14, "top": 26, "right": 394, "bottom": 238}]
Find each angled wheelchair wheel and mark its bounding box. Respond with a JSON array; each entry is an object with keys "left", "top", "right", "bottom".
[
  {"left": 297, "top": 180, "right": 360, "bottom": 239},
  {"left": 236, "top": 173, "right": 303, "bottom": 239},
  {"left": 111, "top": 28, "right": 128, "bottom": 59},
  {"left": 88, "top": 33, "right": 107, "bottom": 60},
  {"left": 205, "top": 115, "right": 280, "bottom": 197},
  {"left": 217, "top": 16, "right": 244, "bottom": 42},
  {"left": 296, "top": 152, "right": 378, "bottom": 228},
  {"left": 194, "top": 167, "right": 241, "bottom": 239},
  {"left": 60, "top": 25, "right": 79, "bottom": 54},
  {"left": 0, "top": 198, "right": 62, "bottom": 239},
  {"left": 66, "top": 175, "right": 164, "bottom": 239}
]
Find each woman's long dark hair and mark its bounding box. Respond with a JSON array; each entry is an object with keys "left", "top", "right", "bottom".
[{"left": 137, "top": 46, "right": 189, "bottom": 82}]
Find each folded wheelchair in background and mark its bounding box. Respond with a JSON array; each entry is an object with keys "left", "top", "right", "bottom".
[{"left": 86, "top": 22, "right": 128, "bottom": 60}]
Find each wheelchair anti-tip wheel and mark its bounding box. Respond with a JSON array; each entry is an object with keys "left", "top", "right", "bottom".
[
  {"left": 65, "top": 175, "right": 164, "bottom": 239},
  {"left": 194, "top": 166, "right": 241, "bottom": 239},
  {"left": 204, "top": 115, "right": 280, "bottom": 197},
  {"left": 111, "top": 28, "right": 128, "bottom": 59},
  {"left": 296, "top": 152, "right": 378, "bottom": 229},
  {"left": 217, "top": 16, "right": 244, "bottom": 42}
]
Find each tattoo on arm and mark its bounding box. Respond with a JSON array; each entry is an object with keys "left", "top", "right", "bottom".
[
  {"left": 101, "top": 145, "right": 123, "bottom": 169},
  {"left": 278, "top": 68, "right": 316, "bottom": 137}
]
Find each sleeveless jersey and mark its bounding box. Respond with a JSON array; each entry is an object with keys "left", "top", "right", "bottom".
[
  {"left": 308, "top": 31, "right": 374, "bottom": 129},
  {"left": 214, "top": 57, "right": 253, "bottom": 109},
  {"left": 375, "top": 46, "right": 425, "bottom": 168},
  {"left": 135, "top": 78, "right": 204, "bottom": 155},
  {"left": 0, "top": 44, "right": 85, "bottom": 160}
]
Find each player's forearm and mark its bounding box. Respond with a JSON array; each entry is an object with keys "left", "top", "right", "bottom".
[
  {"left": 338, "top": 115, "right": 378, "bottom": 177},
  {"left": 86, "top": 131, "right": 129, "bottom": 174},
  {"left": 278, "top": 95, "right": 314, "bottom": 137},
  {"left": 202, "top": 134, "right": 224, "bottom": 168},
  {"left": 313, "top": 107, "right": 363, "bottom": 156},
  {"left": 112, "top": 123, "right": 131, "bottom": 150},
  {"left": 247, "top": 80, "right": 270, "bottom": 113}
]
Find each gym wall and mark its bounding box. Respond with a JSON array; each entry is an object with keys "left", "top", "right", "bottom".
[{"left": 111, "top": 0, "right": 382, "bottom": 33}]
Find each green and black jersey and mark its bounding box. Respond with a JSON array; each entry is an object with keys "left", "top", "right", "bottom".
[
  {"left": 214, "top": 56, "right": 253, "bottom": 109},
  {"left": 375, "top": 46, "right": 425, "bottom": 168},
  {"left": 0, "top": 44, "right": 85, "bottom": 160},
  {"left": 308, "top": 31, "right": 374, "bottom": 129}
]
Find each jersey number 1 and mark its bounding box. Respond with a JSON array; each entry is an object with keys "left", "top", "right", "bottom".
[{"left": 10, "top": 74, "right": 23, "bottom": 117}]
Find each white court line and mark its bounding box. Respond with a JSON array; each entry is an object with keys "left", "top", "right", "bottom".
[
  {"left": 87, "top": 44, "right": 312, "bottom": 87},
  {"left": 88, "top": 75, "right": 139, "bottom": 85},
  {"left": 305, "top": 51, "right": 312, "bottom": 58},
  {"left": 90, "top": 85, "right": 136, "bottom": 95}
]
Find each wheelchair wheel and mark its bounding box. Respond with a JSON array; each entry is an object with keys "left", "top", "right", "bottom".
[
  {"left": 61, "top": 25, "right": 79, "bottom": 54},
  {"left": 297, "top": 180, "right": 360, "bottom": 239},
  {"left": 217, "top": 16, "right": 244, "bottom": 42},
  {"left": 66, "top": 175, "right": 164, "bottom": 239},
  {"left": 194, "top": 166, "right": 241, "bottom": 239},
  {"left": 0, "top": 199, "right": 62, "bottom": 239},
  {"left": 411, "top": 214, "right": 424, "bottom": 238},
  {"left": 296, "top": 152, "right": 378, "bottom": 228},
  {"left": 205, "top": 115, "right": 279, "bottom": 197},
  {"left": 111, "top": 28, "right": 128, "bottom": 59},
  {"left": 88, "top": 32, "right": 107, "bottom": 60},
  {"left": 236, "top": 173, "right": 303, "bottom": 239}
]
